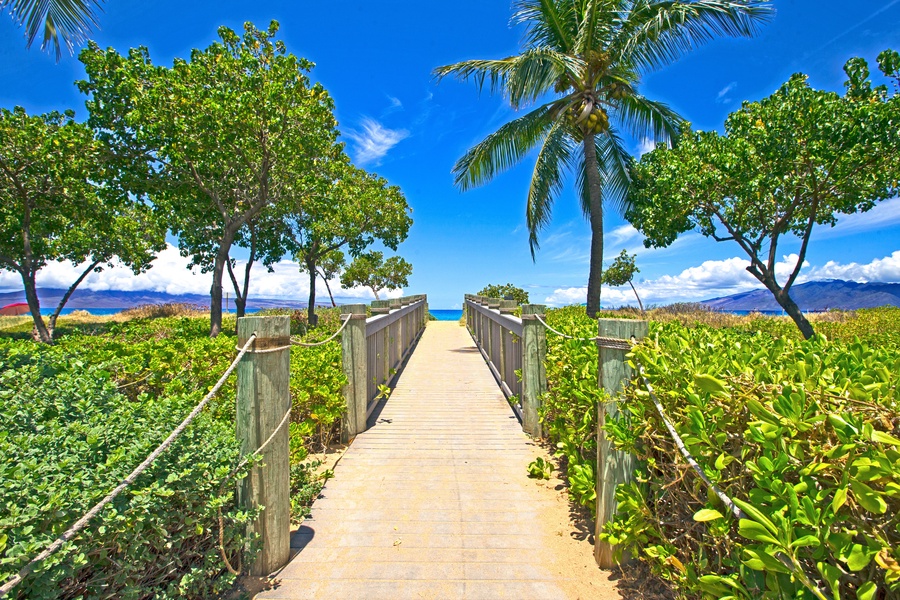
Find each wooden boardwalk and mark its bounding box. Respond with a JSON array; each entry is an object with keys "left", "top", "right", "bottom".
[{"left": 258, "top": 322, "right": 604, "bottom": 599}]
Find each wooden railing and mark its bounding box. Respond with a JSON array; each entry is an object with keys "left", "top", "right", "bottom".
[
  {"left": 341, "top": 295, "right": 427, "bottom": 441},
  {"left": 463, "top": 294, "right": 545, "bottom": 437}
]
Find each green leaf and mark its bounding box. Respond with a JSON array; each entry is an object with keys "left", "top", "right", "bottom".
[
  {"left": 742, "top": 548, "right": 791, "bottom": 573},
  {"left": 832, "top": 486, "right": 848, "bottom": 513},
  {"left": 857, "top": 581, "right": 877, "bottom": 600},
  {"left": 845, "top": 543, "right": 876, "bottom": 572},
  {"left": 693, "top": 508, "right": 724, "bottom": 522},
  {"left": 850, "top": 479, "right": 887, "bottom": 514},
  {"left": 738, "top": 519, "right": 780, "bottom": 545},
  {"left": 733, "top": 498, "right": 779, "bottom": 535},
  {"left": 871, "top": 430, "right": 900, "bottom": 445},
  {"left": 694, "top": 373, "right": 729, "bottom": 396}
]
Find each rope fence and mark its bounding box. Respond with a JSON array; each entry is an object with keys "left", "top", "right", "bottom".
[
  {"left": 532, "top": 313, "right": 634, "bottom": 350},
  {"left": 0, "top": 333, "right": 260, "bottom": 598}
]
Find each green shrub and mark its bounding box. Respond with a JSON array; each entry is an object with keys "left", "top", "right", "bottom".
[
  {"left": 0, "top": 312, "right": 348, "bottom": 598},
  {"left": 603, "top": 321, "right": 900, "bottom": 599},
  {"left": 0, "top": 344, "right": 253, "bottom": 599}
]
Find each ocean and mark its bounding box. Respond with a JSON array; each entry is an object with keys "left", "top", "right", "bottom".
[{"left": 430, "top": 309, "right": 463, "bottom": 321}]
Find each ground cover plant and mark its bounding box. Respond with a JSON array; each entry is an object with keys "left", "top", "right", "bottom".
[
  {"left": 0, "top": 308, "right": 346, "bottom": 598},
  {"left": 540, "top": 305, "right": 900, "bottom": 599}
]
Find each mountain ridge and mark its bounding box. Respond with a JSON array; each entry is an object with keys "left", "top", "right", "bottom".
[{"left": 701, "top": 280, "right": 900, "bottom": 311}]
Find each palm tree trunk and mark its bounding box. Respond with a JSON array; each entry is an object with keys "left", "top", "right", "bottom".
[{"left": 583, "top": 132, "right": 604, "bottom": 318}]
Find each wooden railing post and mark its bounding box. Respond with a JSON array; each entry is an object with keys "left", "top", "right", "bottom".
[
  {"left": 595, "top": 318, "right": 648, "bottom": 568},
  {"left": 341, "top": 304, "right": 367, "bottom": 443},
  {"left": 520, "top": 304, "right": 547, "bottom": 437},
  {"left": 236, "top": 315, "right": 291, "bottom": 576}
]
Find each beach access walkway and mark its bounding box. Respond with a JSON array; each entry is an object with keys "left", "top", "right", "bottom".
[{"left": 257, "top": 321, "right": 620, "bottom": 599}]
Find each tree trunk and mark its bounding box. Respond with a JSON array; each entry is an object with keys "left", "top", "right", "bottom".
[
  {"left": 775, "top": 290, "right": 815, "bottom": 340},
  {"left": 628, "top": 281, "right": 645, "bottom": 314},
  {"left": 210, "top": 233, "right": 237, "bottom": 338},
  {"left": 318, "top": 268, "right": 337, "bottom": 307},
  {"left": 49, "top": 260, "right": 101, "bottom": 333},
  {"left": 306, "top": 256, "right": 318, "bottom": 327},
  {"left": 583, "top": 132, "right": 605, "bottom": 318},
  {"left": 21, "top": 270, "right": 52, "bottom": 343}
]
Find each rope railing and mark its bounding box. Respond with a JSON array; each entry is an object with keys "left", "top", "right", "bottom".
[
  {"left": 291, "top": 313, "right": 352, "bottom": 347},
  {"left": 531, "top": 313, "right": 633, "bottom": 350},
  {"left": 0, "top": 333, "right": 260, "bottom": 599}
]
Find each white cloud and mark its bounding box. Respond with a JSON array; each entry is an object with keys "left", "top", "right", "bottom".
[
  {"left": 346, "top": 117, "right": 409, "bottom": 165},
  {"left": 544, "top": 254, "right": 815, "bottom": 307},
  {"left": 716, "top": 81, "right": 737, "bottom": 103},
  {"left": 807, "top": 250, "right": 900, "bottom": 282},
  {"left": 0, "top": 243, "right": 406, "bottom": 302}
]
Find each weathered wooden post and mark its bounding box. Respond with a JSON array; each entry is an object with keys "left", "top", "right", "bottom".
[
  {"left": 486, "top": 297, "right": 500, "bottom": 361},
  {"left": 594, "top": 318, "right": 648, "bottom": 567},
  {"left": 340, "top": 304, "right": 367, "bottom": 443},
  {"left": 520, "top": 304, "right": 547, "bottom": 437},
  {"left": 236, "top": 316, "right": 291, "bottom": 576}
]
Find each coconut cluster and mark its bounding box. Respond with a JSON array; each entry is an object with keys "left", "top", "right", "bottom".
[{"left": 566, "top": 100, "right": 609, "bottom": 135}]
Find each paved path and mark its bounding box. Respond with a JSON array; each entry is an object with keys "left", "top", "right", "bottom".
[{"left": 258, "top": 322, "right": 578, "bottom": 599}]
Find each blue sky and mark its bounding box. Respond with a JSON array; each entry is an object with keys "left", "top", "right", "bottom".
[{"left": 2, "top": 0, "right": 899, "bottom": 309}]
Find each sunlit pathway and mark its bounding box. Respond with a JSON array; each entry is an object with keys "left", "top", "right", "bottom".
[{"left": 257, "top": 321, "right": 616, "bottom": 599}]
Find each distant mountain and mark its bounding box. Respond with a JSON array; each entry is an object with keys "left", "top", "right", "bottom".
[
  {"left": 702, "top": 280, "right": 900, "bottom": 311},
  {"left": 0, "top": 288, "right": 342, "bottom": 310}
]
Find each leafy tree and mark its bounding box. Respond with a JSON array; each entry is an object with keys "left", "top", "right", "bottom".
[
  {"left": 601, "top": 249, "right": 643, "bottom": 312},
  {"left": 289, "top": 163, "right": 412, "bottom": 324},
  {"left": 2, "top": 0, "right": 102, "bottom": 60},
  {"left": 477, "top": 283, "right": 529, "bottom": 305},
  {"left": 627, "top": 54, "right": 900, "bottom": 339},
  {"left": 0, "top": 106, "right": 163, "bottom": 342},
  {"left": 340, "top": 252, "right": 412, "bottom": 301},
  {"left": 79, "top": 21, "right": 339, "bottom": 336},
  {"left": 435, "top": 0, "right": 770, "bottom": 317}
]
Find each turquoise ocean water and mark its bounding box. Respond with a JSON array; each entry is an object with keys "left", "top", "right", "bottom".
[{"left": 430, "top": 309, "right": 463, "bottom": 321}]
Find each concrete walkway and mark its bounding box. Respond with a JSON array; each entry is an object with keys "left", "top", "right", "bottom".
[{"left": 258, "top": 322, "right": 579, "bottom": 599}]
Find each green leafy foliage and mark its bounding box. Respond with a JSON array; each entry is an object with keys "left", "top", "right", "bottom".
[
  {"left": 78, "top": 21, "right": 339, "bottom": 337},
  {"left": 340, "top": 251, "right": 412, "bottom": 301},
  {"left": 477, "top": 283, "right": 529, "bottom": 305},
  {"left": 0, "top": 312, "right": 347, "bottom": 598},
  {"left": 527, "top": 457, "right": 552, "bottom": 480},
  {"left": 628, "top": 54, "right": 900, "bottom": 339},
  {"left": 598, "top": 318, "right": 900, "bottom": 598},
  {"left": 0, "top": 106, "right": 163, "bottom": 343}
]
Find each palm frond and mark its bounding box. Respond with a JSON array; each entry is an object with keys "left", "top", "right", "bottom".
[
  {"left": 435, "top": 49, "right": 580, "bottom": 109},
  {"left": 573, "top": 0, "right": 617, "bottom": 56},
  {"left": 433, "top": 57, "right": 519, "bottom": 98},
  {"left": 452, "top": 103, "right": 557, "bottom": 191},
  {"left": 612, "top": 92, "right": 683, "bottom": 142},
  {"left": 2, "top": 0, "right": 103, "bottom": 60},
  {"left": 513, "top": 0, "right": 578, "bottom": 52},
  {"left": 615, "top": 0, "right": 772, "bottom": 72},
  {"left": 505, "top": 48, "right": 582, "bottom": 108},
  {"left": 526, "top": 120, "right": 576, "bottom": 256},
  {"left": 597, "top": 127, "right": 633, "bottom": 214}
]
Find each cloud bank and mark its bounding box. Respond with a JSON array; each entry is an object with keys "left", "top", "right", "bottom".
[
  {"left": 544, "top": 251, "right": 900, "bottom": 307},
  {"left": 0, "top": 244, "right": 403, "bottom": 302}
]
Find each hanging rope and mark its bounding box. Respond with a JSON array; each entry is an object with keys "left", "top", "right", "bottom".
[
  {"left": 291, "top": 313, "right": 353, "bottom": 347},
  {"left": 532, "top": 314, "right": 634, "bottom": 350},
  {"left": 0, "top": 333, "right": 259, "bottom": 599}
]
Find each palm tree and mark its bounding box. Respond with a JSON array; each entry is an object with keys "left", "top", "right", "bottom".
[
  {"left": 2, "top": 0, "right": 103, "bottom": 60},
  {"left": 435, "top": 0, "right": 771, "bottom": 317}
]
